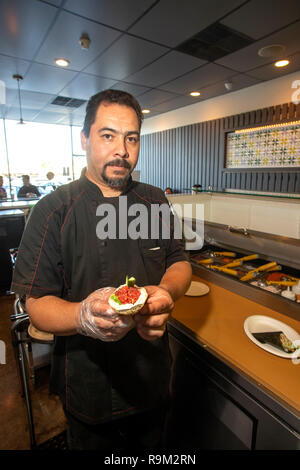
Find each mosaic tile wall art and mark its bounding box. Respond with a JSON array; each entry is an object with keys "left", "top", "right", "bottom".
[{"left": 226, "top": 123, "right": 300, "bottom": 168}]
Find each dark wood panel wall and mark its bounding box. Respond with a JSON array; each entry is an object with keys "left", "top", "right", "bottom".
[{"left": 138, "top": 102, "right": 300, "bottom": 193}]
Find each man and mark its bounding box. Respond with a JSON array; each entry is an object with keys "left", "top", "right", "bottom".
[
  {"left": 46, "top": 171, "right": 56, "bottom": 191},
  {"left": 17, "top": 174, "right": 41, "bottom": 198},
  {"left": 0, "top": 175, "right": 7, "bottom": 198},
  {"left": 11, "top": 89, "right": 192, "bottom": 451}
]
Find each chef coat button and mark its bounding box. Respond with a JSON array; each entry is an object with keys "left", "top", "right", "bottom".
[{"left": 100, "top": 241, "right": 107, "bottom": 247}]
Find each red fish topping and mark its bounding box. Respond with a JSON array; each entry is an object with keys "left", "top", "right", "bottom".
[
  {"left": 114, "top": 286, "right": 141, "bottom": 305},
  {"left": 266, "top": 272, "right": 287, "bottom": 281}
]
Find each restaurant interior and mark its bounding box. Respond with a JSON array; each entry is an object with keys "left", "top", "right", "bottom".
[{"left": 0, "top": 0, "right": 300, "bottom": 451}]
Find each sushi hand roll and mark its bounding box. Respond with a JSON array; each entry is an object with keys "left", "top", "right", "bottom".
[
  {"left": 109, "top": 275, "right": 148, "bottom": 315},
  {"left": 252, "top": 331, "right": 298, "bottom": 353}
]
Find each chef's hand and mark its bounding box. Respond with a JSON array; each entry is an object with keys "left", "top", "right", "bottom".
[
  {"left": 77, "top": 287, "right": 134, "bottom": 341},
  {"left": 133, "top": 285, "right": 174, "bottom": 341}
]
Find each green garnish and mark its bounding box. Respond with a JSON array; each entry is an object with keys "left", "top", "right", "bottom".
[
  {"left": 126, "top": 275, "right": 136, "bottom": 287},
  {"left": 111, "top": 294, "right": 122, "bottom": 305}
]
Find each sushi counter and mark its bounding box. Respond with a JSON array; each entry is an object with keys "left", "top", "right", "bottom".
[
  {"left": 167, "top": 273, "right": 300, "bottom": 450},
  {"left": 166, "top": 212, "right": 300, "bottom": 449}
]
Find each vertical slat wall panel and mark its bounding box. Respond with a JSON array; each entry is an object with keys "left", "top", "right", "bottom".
[
  {"left": 282, "top": 173, "right": 288, "bottom": 193},
  {"left": 289, "top": 173, "right": 296, "bottom": 193},
  {"left": 139, "top": 102, "right": 300, "bottom": 193}
]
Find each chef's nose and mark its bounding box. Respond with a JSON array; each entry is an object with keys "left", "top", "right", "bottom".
[{"left": 114, "top": 135, "right": 129, "bottom": 158}]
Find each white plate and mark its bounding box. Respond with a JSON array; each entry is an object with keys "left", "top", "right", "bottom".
[
  {"left": 185, "top": 281, "right": 210, "bottom": 296},
  {"left": 244, "top": 315, "right": 300, "bottom": 359}
]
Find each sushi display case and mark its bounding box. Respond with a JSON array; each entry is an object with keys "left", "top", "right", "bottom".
[
  {"left": 186, "top": 220, "right": 300, "bottom": 320},
  {"left": 191, "top": 246, "right": 299, "bottom": 299}
]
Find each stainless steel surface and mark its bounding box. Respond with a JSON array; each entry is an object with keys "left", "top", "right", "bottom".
[
  {"left": 227, "top": 225, "right": 249, "bottom": 236},
  {"left": 202, "top": 221, "right": 300, "bottom": 271}
]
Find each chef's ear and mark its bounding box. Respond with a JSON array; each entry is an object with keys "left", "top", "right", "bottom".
[{"left": 80, "top": 130, "right": 88, "bottom": 151}]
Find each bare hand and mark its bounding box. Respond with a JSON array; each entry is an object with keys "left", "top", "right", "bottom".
[{"left": 133, "top": 285, "right": 174, "bottom": 341}]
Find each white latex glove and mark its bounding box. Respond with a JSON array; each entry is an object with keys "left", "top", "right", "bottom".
[{"left": 77, "top": 287, "right": 134, "bottom": 341}]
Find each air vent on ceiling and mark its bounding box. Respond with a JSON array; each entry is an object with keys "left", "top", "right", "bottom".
[
  {"left": 51, "top": 96, "right": 86, "bottom": 108},
  {"left": 175, "top": 22, "right": 254, "bottom": 62}
]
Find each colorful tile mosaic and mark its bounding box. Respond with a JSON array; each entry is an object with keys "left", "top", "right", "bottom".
[{"left": 226, "top": 123, "right": 300, "bottom": 168}]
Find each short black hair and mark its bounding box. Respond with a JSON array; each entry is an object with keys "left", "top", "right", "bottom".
[{"left": 82, "top": 89, "right": 144, "bottom": 137}]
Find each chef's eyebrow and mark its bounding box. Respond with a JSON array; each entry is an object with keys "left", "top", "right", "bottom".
[{"left": 98, "top": 127, "right": 140, "bottom": 136}]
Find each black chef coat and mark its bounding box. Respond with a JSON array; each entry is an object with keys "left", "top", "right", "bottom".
[{"left": 11, "top": 175, "right": 188, "bottom": 424}]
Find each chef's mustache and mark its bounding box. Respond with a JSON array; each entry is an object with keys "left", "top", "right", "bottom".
[{"left": 105, "top": 159, "right": 131, "bottom": 170}]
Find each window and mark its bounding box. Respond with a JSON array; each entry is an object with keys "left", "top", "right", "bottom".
[
  {"left": 2, "top": 119, "right": 74, "bottom": 197},
  {"left": 71, "top": 126, "right": 86, "bottom": 179}
]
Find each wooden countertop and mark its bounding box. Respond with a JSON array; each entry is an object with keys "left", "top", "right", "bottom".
[{"left": 171, "top": 274, "right": 300, "bottom": 415}]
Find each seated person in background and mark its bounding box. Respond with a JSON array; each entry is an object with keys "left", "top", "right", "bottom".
[
  {"left": 17, "top": 175, "right": 41, "bottom": 198},
  {"left": 164, "top": 187, "right": 173, "bottom": 195},
  {"left": 46, "top": 171, "right": 56, "bottom": 191},
  {"left": 0, "top": 176, "right": 7, "bottom": 199}
]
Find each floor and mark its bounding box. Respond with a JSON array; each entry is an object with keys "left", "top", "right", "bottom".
[{"left": 0, "top": 293, "right": 67, "bottom": 450}]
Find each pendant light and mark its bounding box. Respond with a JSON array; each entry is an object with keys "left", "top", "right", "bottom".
[{"left": 13, "top": 74, "right": 25, "bottom": 124}]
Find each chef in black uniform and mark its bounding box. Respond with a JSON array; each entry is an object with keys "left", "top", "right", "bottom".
[{"left": 11, "top": 89, "right": 192, "bottom": 451}]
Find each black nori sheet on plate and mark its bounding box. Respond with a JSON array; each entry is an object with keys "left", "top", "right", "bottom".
[{"left": 252, "top": 331, "right": 296, "bottom": 353}]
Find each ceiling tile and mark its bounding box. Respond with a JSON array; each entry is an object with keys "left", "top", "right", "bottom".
[
  {"left": 199, "top": 73, "right": 261, "bottom": 101},
  {"left": 33, "top": 109, "right": 68, "bottom": 124},
  {"left": 129, "top": 0, "right": 246, "bottom": 47},
  {"left": 40, "top": 0, "right": 62, "bottom": 6},
  {"left": 125, "top": 51, "right": 207, "bottom": 88},
  {"left": 35, "top": 11, "right": 121, "bottom": 71},
  {"left": 159, "top": 63, "right": 235, "bottom": 94},
  {"left": 59, "top": 73, "right": 117, "bottom": 100},
  {"left": 216, "top": 21, "right": 300, "bottom": 72},
  {"left": 45, "top": 103, "right": 79, "bottom": 115},
  {"left": 221, "top": 0, "right": 300, "bottom": 40},
  {"left": 0, "top": 0, "right": 298, "bottom": 124},
  {"left": 0, "top": 54, "right": 31, "bottom": 89},
  {"left": 84, "top": 34, "right": 168, "bottom": 80},
  {"left": 149, "top": 94, "right": 202, "bottom": 114},
  {"left": 71, "top": 101, "right": 88, "bottom": 116},
  {"left": 64, "top": 0, "right": 156, "bottom": 31},
  {"left": 246, "top": 51, "right": 300, "bottom": 81},
  {"left": 21, "top": 62, "right": 77, "bottom": 95},
  {"left": 4, "top": 106, "right": 40, "bottom": 121},
  {"left": 10, "top": 90, "right": 55, "bottom": 110},
  {"left": 0, "top": 0, "right": 57, "bottom": 60},
  {"left": 142, "top": 108, "right": 161, "bottom": 119},
  {"left": 138, "top": 89, "right": 180, "bottom": 108},
  {"left": 110, "top": 81, "right": 151, "bottom": 97}
]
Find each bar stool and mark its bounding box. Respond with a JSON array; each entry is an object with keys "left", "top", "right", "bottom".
[{"left": 10, "top": 296, "right": 54, "bottom": 449}]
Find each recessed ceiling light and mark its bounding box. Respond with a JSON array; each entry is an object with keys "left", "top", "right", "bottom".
[
  {"left": 224, "top": 81, "right": 233, "bottom": 91},
  {"left": 55, "top": 58, "right": 70, "bottom": 67},
  {"left": 142, "top": 109, "right": 150, "bottom": 114},
  {"left": 190, "top": 91, "right": 200, "bottom": 97},
  {"left": 258, "top": 44, "right": 285, "bottom": 58},
  {"left": 274, "top": 59, "right": 289, "bottom": 67}
]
